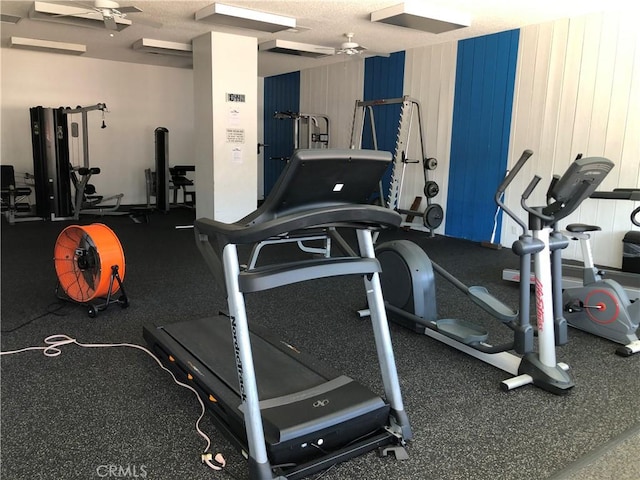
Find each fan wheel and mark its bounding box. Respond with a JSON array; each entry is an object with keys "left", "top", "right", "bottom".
[{"left": 54, "top": 224, "right": 126, "bottom": 303}]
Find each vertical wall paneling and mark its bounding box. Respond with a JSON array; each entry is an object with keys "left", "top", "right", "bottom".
[
  {"left": 446, "top": 30, "right": 520, "bottom": 242},
  {"left": 505, "top": 12, "right": 639, "bottom": 268},
  {"left": 402, "top": 42, "right": 458, "bottom": 233},
  {"left": 362, "top": 52, "right": 406, "bottom": 200},
  {"left": 263, "top": 71, "right": 300, "bottom": 196}
]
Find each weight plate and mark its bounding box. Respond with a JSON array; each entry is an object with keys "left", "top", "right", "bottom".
[
  {"left": 425, "top": 157, "right": 438, "bottom": 170},
  {"left": 424, "top": 181, "right": 439, "bottom": 198},
  {"left": 423, "top": 204, "right": 443, "bottom": 229}
]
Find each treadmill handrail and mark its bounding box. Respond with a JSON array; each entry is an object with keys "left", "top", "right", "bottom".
[
  {"left": 195, "top": 204, "right": 401, "bottom": 246},
  {"left": 238, "top": 256, "right": 381, "bottom": 293}
]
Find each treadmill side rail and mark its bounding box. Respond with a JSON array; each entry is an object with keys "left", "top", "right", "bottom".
[
  {"left": 222, "top": 243, "right": 272, "bottom": 473},
  {"left": 357, "top": 228, "right": 413, "bottom": 440}
]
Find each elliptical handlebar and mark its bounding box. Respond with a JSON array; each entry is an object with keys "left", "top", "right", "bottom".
[
  {"left": 522, "top": 175, "right": 542, "bottom": 200},
  {"left": 495, "top": 149, "right": 533, "bottom": 234},
  {"left": 496, "top": 149, "right": 533, "bottom": 196},
  {"left": 521, "top": 175, "right": 555, "bottom": 223}
]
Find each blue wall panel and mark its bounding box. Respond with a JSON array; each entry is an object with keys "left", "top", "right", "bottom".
[
  {"left": 446, "top": 30, "right": 519, "bottom": 242},
  {"left": 263, "top": 71, "right": 300, "bottom": 196},
  {"left": 362, "top": 51, "right": 406, "bottom": 200}
]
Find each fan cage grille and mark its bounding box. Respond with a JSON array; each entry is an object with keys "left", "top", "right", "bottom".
[{"left": 54, "top": 223, "right": 125, "bottom": 303}]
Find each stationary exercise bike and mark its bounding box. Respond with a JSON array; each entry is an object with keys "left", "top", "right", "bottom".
[
  {"left": 561, "top": 206, "right": 640, "bottom": 357},
  {"left": 362, "top": 150, "right": 614, "bottom": 394}
]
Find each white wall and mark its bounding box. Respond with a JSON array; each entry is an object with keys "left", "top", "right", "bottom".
[
  {"left": 0, "top": 48, "right": 194, "bottom": 206},
  {"left": 505, "top": 11, "right": 640, "bottom": 267}
]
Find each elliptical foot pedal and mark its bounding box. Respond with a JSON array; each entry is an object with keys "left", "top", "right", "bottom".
[
  {"left": 378, "top": 445, "right": 409, "bottom": 460},
  {"left": 435, "top": 318, "right": 488, "bottom": 345},
  {"left": 468, "top": 286, "right": 518, "bottom": 322}
]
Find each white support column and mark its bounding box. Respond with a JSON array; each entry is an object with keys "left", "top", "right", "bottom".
[{"left": 193, "top": 32, "right": 258, "bottom": 222}]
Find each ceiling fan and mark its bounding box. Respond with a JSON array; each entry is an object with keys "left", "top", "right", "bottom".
[
  {"left": 81, "top": 0, "right": 143, "bottom": 30},
  {"left": 31, "top": 0, "right": 160, "bottom": 31},
  {"left": 336, "top": 33, "right": 367, "bottom": 56},
  {"left": 335, "top": 33, "right": 389, "bottom": 58}
]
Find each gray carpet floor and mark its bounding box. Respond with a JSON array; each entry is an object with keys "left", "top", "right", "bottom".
[{"left": 1, "top": 209, "right": 638, "bottom": 480}]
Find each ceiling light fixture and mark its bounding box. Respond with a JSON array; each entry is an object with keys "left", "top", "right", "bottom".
[
  {"left": 132, "top": 38, "right": 192, "bottom": 57},
  {"left": 9, "top": 36, "right": 86, "bottom": 55},
  {"left": 371, "top": 2, "right": 471, "bottom": 34},
  {"left": 258, "top": 39, "right": 334, "bottom": 58},
  {"left": 195, "top": 3, "right": 295, "bottom": 33}
]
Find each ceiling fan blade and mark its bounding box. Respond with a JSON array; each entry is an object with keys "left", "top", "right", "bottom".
[
  {"left": 104, "top": 15, "right": 118, "bottom": 30},
  {"left": 50, "top": 10, "right": 94, "bottom": 18}
]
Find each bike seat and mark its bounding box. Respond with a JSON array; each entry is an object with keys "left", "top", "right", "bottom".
[{"left": 566, "top": 223, "right": 601, "bottom": 233}]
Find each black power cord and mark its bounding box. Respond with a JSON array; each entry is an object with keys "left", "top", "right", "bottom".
[{"left": 1, "top": 301, "right": 69, "bottom": 334}]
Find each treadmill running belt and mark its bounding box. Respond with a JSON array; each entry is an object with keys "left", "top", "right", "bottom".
[
  {"left": 162, "top": 316, "right": 326, "bottom": 399},
  {"left": 148, "top": 316, "right": 392, "bottom": 466}
]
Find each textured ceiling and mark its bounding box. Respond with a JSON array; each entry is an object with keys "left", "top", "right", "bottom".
[{"left": 0, "top": 1, "right": 632, "bottom": 76}]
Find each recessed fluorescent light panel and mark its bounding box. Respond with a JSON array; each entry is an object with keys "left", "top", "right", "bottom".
[
  {"left": 133, "top": 38, "right": 193, "bottom": 57},
  {"left": 259, "top": 39, "right": 334, "bottom": 58},
  {"left": 10, "top": 36, "right": 86, "bottom": 55},
  {"left": 371, "top": 2, "right": 471, "bottom": 34},
  {"left": 1, "top": 14, "right": 22, "bottom": 24},
  {"left": 195, "top": 3, "right": 295, "bottom": 33}
]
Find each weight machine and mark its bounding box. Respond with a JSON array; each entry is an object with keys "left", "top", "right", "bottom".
[
  {"left": 1, "top": 165, "right": 39, "bottom": 225},
  {"left": 29, "top": 103, "right": 124, "bottom": 221},
  {"left": 273, "top": 111, "right": 330, "bottom": 150},
  {"left": 63, "top": 103, "right": 124, "bottom": 219},
  {"left": 350, "top": 96, "right": 442, "bottom": 235}
]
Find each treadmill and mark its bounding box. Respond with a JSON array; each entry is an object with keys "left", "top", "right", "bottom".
[{"left": 144, "top": 149, "right": 412, "bottom": 480}]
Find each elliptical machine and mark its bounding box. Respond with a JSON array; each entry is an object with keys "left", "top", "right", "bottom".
[
  {"left": 365, "top": 150, "right": 614, "bottom": 394},
  {"left": 561, "top": 205, "right": 640, "bottom": 357}
]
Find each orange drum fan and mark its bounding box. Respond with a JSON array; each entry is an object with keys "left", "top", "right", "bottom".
[{"left": 54, "top": 223, "right": 129, "bottom": 317}]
